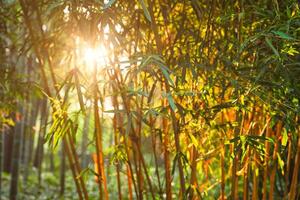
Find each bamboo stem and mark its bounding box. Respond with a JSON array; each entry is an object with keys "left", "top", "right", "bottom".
[
  {"left": 269, "top": 121, "right": 283, "bottom": 200},
  {"left": 63, "top": 138, "right": 83, "bottom": 200},
  {"left": 231, "top": 111, "right": 244, "bottom": 199},
  {"left": 150, "top": 115, "right": 164, "bottom": 199},
  {"left": 93, "top": 68, "right": 107, "bottom": 200},
  {"left": 262, "top": 117, "right": 271, "bottom": 200},
  {"left": 289, "top": 127, "right": 300, "bottom": 200},
  {"left": 66, "top": 132, "right": 89, "bottom": 200},
  {"left": 162, "top": 98, "right": 172, "bottom": 200},
  {"left": 112, "top": 95, "right": 122, "bottom": 200}
]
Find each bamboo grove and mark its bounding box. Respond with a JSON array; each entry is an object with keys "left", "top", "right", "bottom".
[{"left": 0, "top": 0, "right": 300, "bottom": 199}]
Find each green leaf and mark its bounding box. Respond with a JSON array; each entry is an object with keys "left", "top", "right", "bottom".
[
  {"left": 159, "top": 64, "right": 175, "bottom": 87},
  {"left": 265, "top": 37, "right": 280, "bottom": 57},
  {"left": 138, "top": 0, "right": 152, "bottom": 22},
  {"left": 272, "top": 31, "right": 295, "bottom": 40},
  {"left": 277, "top": 153, "right": 284, "bottom": 175},
  {"left": 166, "top": 93, "right": 177, "bottom": 112}
]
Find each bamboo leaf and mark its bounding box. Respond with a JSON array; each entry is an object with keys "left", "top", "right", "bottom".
[
  {"left": 159, "top": 65, "right": 175, "bottom": 87},
  {"left": 76, "top": 168, "right": 90, "bottom": 179},
  {"left": 138, "top": 0, "right": 152, "bottom": 22},
  {"left": 265, "top": 37, "right": 280, "bottom": 57},
  {"left": 166, "top": 93, "right": 177, "bottom": 112},
  {"left": 277, "top": 153, "right": 284, "bottom": 175},
  {"left": 281, "top": 129, "right": 288, "bottom": 146},
  {"left": 271, "top": 30, "right": 295, "bottom": 40},
  {"left": 147, "top": 80, "right": 157, "bottom": 104},
  {"left": 171, "top": 154, "right": 178, "bottom": 176},
  {"left": 89, "top": 168, "right": 100, "bottom": 177},
  {"left": 74, "top": 69, "right": 86, "bottom": 113},
  {"left": 188, "top": 132, "right": 199, "bottom": 148}
]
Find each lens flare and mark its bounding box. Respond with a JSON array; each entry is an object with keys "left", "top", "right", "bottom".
[{"left": 83, "top": 45, "right": 108, "bottom": 70}]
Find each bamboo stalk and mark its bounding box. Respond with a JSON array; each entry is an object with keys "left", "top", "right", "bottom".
[
  {"left": 135, "top": 140, "right": 156, "bottom": 200},
  {"left": 0, "top": 126, "right": 2, "bottom": 200},
  {"left": 269, "top": 121, "right": 283, "bottom": 200},
  {"left": 34, "top": 99, "right": 47, "bottom": 184},
  {"left": 120, "top": 69, "right": 166, "bottom": 199},
  {"left": 220, "top": 104, "right": 225, "bottom": 200},
  {"left": 112, "top": 95, "right": 122, "bottom": 200},
  {"left": 262, "top": 117, "right": 271, "bottom": 200},
  {"left": 252, "top": 152, "right": 259, "bottom": 200},
  {"left": 242, "top": 152, "right": 249, "bottom": 200},
  {"left": 284, "top": 133, "right": 292, "bottom": 199},
  {"left": 148, "top": 0, "right": 186, "bottom": 194},
  {"left": 242, "top": 111, "right": 253, "bottom": 200},
  {"left": 130, "top": 121, "right": 143, "bottom": 199},
  {"left": 117, "top": 76, "right": 142, "bottom": 199},
  {"left": 231, "top": 111, "right": 244, "bottom": 199},
  {"left": 135, "top": 77, "right": 145, "bottom": 199},
  {"left": 18, "top": 2, "right": 89, "bottom": 199},
  {"left": 189, "top": 145, "right": 198, "bottom": 200},
  {"left": 119, "top": 79, "right": 155, "bottom": 199},
  {"left": 60, "top": 141, "right": 66, "bottom": 196},
  {"left": 108, "top": 69, "right": 138, "bottom": 199},
  {"left": 63, "top": 138, "right": 83, "bottom": 200},
  {"left": 9, "top": 107, "right": 24, "bottom": 200},
  {"left": 162, "top": 99, "right": 172, "bottom": 200},
  {"left": 18, "top": 0, "right": 51, "bottom": 97},
  {"left": 150, "top": 115, "right": 164, "bottom": 199},
  {"left": 124, "top": 138, "right": 140, "bottom": 200},
  {"left": 220, "top": 142, "right": 226, "bottom": 200},
  {"left": 252, "top": 107, "right": 259, "bottom": 200},
  {"left": 81, "top": 109, "right": 90, "bottom": 169},
  {"left": 94, "top": 73, "right": 107, "bottom": 200},
  {"left": 289, "top": 126, "right": 300, "bottom": 200},
  {"left": 127, "top": 164, "right": 134, "bottom": 200},
  {"left": 66, "top": 132, "right": 89, "bottom": 200}
]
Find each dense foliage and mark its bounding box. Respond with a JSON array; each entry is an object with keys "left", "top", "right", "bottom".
[{"left": 0, "top": 0, "right": 299, "bottom": 199}]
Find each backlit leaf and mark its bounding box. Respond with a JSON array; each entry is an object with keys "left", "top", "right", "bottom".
[{"left": 138, "top": 0, "right": 152, "bottom": 22}]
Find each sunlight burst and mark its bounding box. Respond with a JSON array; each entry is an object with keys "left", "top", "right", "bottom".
[{"left": 82, "top": 45, "right": 108, "bottom": 70}]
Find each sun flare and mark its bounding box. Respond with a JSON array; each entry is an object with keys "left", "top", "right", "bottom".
[{"left": 82, "top": 45, "right": 108, "bottom": 70}]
